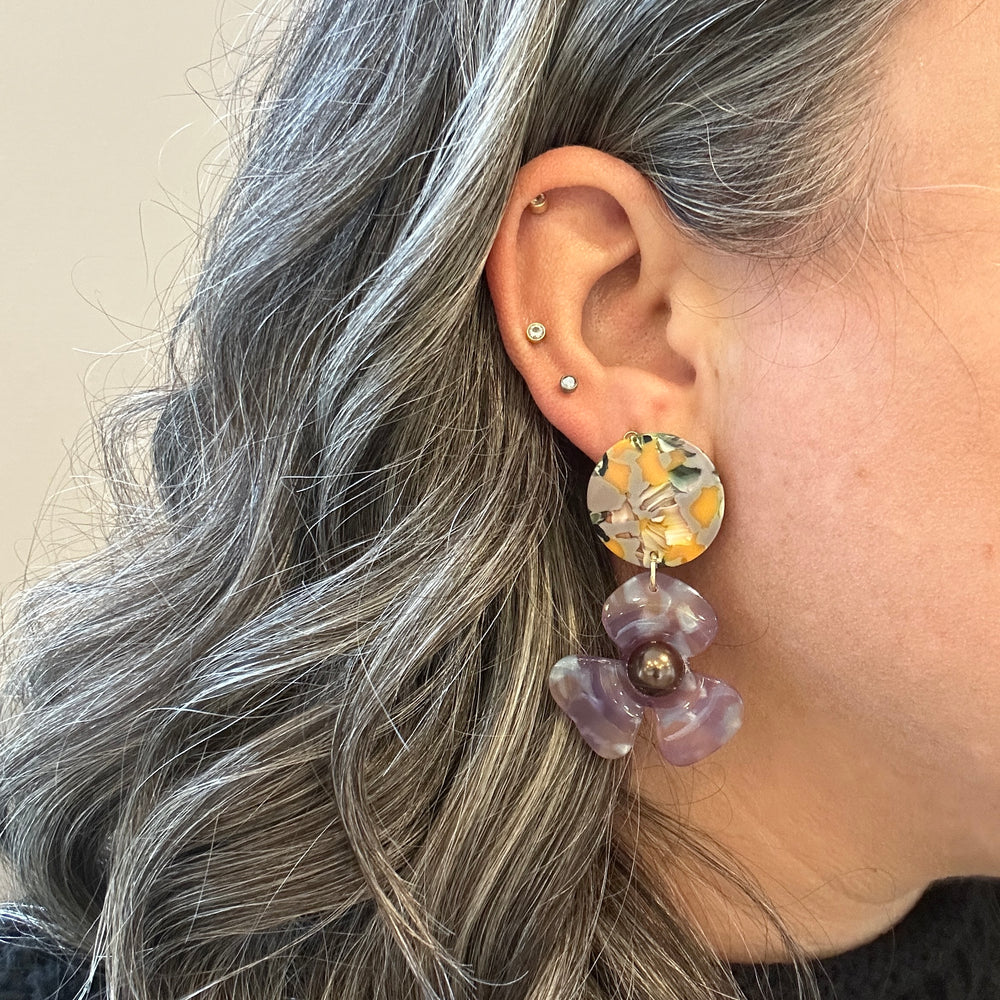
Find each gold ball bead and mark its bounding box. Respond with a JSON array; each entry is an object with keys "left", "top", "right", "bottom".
[
  {"left": 626, "top": 641, "right": 685, "bottom": 696},
  {"left": 528, "top": 193, "right": 548, "bottom": 214}
]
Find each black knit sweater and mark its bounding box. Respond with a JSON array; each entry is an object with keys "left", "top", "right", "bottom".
[
  {"left": 729, "top": 876, "right": 1000, "bottom": 999},
  {"left": 1, "top": 877, "right": 997, "bottom": 999}
]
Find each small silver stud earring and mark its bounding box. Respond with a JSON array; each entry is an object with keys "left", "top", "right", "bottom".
[
  {"left": 526, "top": 322, "right": 546, "bottom": 343},
  {"left": 560, "top": 375, "right": 578, "bottom": 392}
]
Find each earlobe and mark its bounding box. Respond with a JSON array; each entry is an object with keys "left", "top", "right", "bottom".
[{"left": 484, "top": 145, "right": 724, "bottom": 465}]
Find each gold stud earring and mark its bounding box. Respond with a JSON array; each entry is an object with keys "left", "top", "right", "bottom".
[
  {"left": 528, "top": 193, "right": 548, "bottom": 214},
  {"left": 526, "top": 322, "right": 546, "bottom": 343}
]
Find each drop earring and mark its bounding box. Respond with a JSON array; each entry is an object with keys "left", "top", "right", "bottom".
[{"left": 548, "top": 432, "right": 743, "bottom": 765}]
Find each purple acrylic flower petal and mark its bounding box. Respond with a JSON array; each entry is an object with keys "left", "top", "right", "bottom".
[
  {"left": 602, "top": 571, "right": 717, "bottom": 659},
  {"left": 548, "top": 655, "right": 643, "bottom": 758},
  {"left": 648, "top": 672, "right": 744, "bottom": 766}
]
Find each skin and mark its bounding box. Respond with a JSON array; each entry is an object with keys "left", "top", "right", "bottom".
[{"left": 485, "top": 0, "right": 1000, "bottom": 964}]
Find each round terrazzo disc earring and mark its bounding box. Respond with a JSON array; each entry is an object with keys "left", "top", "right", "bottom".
[
  {"left": 548, "top": 431, "right": 743, "bottom": 766},
  {"left": 588, "top": 432, "right": 724, "bottom": 567}
]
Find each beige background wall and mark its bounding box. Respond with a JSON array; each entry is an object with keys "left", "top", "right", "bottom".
[
  {"left": 0, "top": 4, "right": 249, "bottom": 897},
  {"left": 1, "top": 3, "right": 235, "bottom": 595}
]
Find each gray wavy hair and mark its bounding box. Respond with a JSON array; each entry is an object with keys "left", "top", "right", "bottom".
[{"left": 0, "top": 0, "right": 910, "bottom": 997}]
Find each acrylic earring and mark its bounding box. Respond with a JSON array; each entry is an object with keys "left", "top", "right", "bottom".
[
  {"left": 548, "top": 431, "right": 743, "bottom": 765},
  {"left": 589, "top": 432, "right": 724, "bottom": 567}
]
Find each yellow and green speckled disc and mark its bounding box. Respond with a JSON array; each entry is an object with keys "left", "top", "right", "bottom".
[{"left": 587, "top": 433, "right": 724, "bottom": 568}]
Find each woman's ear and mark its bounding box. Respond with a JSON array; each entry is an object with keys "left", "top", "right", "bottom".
[{"left": 485, "top": 145, "right": 732, "bottom": 464}]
